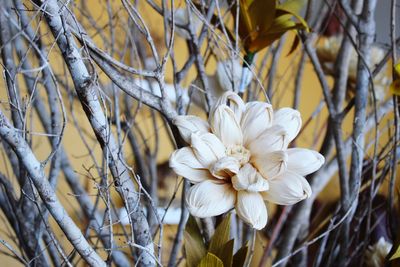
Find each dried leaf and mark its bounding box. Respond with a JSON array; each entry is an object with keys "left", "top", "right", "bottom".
[
  {"left": 209, "top": 214, "right": 231, "bottom": 254},
  {"left": 216, "top": 239, "right": 234, "bottom": 267},
  {"left": 390, "top": 79, "right": 400, "bottom": 96},
  {"left": 278, "top": 0, "right": 306, "bottom": 14},
  {"left": 394, "top": 62, "right": 400, "bottom": 76},
  {"left": 232, "top": 244, "right": 249, "bottom": 267},
  {"left": 233, "top": 0, "right": 308, "bottom": 52},
  {"left": 248, "top": 0, "right": 276, "bottom": 35},
  {"left": 197, "top": 253, "right": 224, "bottom": 267},
  {"left": 185, "top": 216, "right": 206, "bottom": 267},
  {"left": 276, "top": 7, "right": 309, "bottom": 31},
  {"left": 239, "top": 0, "right": 255, "bottom": 37},
  {"left": 233, "top": 0, "right": 277, "bottom": 51},
  {"left": 287, "top": 32, "right": 301, "bottom": 56},
  {"left": 390, "top": 244, "right": 400, "bottom": 260},
  {"left": 247, "top": 32, "right": 286, "bottom": 53}
]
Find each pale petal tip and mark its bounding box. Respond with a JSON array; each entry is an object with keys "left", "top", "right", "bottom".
[
  {"left": 314, "top": 151, "right": 326, "bottom": 166},
  {"left": 236, "top": 191, "right": 268, "bottom": 230},
  {"left": 168, "top": 149, "right": 179, "bottom": 168},
  {"left": 186, "top": 181, "right": 236, "bottom": 218},
  {"left": 302, "top": 179, "right": 312, "bottom": 199}
]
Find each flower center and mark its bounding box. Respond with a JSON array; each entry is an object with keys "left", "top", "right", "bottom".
[{"left": 226, "top": 145, "right": 250, "bottom": 165}]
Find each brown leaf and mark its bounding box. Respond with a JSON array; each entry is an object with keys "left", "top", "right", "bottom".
[{"left": 232, "top": 244, "right": 249, "bottom": 267}]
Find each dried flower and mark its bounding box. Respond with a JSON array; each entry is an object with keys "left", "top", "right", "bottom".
[
  {"left": 169, "top": 92, "right": 325, "bottom": 229},
  {"left": 316, "top": 35, "right": 389, "bottom": 100},
  {"left": 365, "top": 237, "right": 392, "bottom": 267}
]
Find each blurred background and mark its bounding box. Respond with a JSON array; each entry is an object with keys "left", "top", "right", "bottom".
[{"left": 0, "top": 0, "right": 399, "bottom": 266}]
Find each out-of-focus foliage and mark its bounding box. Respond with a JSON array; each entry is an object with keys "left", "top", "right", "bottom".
[
  {"left": 184, "top": 214, "right": 248, "bottom": 267},
  {"left": 229, "top": 0, "right": 308, "bottom": 53},
  {"left": 390, "top": 62, "right": 400, "bottom": 96}
]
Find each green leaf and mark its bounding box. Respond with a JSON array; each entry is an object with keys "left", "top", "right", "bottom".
[
  {"left": 216, "top": 239, "right": 234, "bottom": 267},
  {"left": 232, "top": 245, "right": 249, "bottom": 267},
  {"left": 185, "top": 216, "right": 207, "bottom": 267},
  {"left": 208, "top": 214, "right": 231, "bottom": 254},
  {"left": 197, "top": 253, "right": 224, "bottom": 267}
]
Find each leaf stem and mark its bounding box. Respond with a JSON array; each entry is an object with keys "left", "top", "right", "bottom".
[{"left": 239, "top": 52, "right": 255, "bottom": 97}]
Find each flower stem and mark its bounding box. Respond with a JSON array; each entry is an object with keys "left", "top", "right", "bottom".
[{"left": 239, "top": 52, "right": 255, "bottom": 97}]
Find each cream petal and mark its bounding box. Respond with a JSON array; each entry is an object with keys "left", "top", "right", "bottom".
[
  {"left": 231, "top": 163, "right": 269, "bottom": 192},
  {"left": 241, "top": 102, "right": 273, "bottom": 146},
  {"left": 236, "top": 191, "right": 268, "bottom": 230},
  {"left": 248, "top": 125, "right": 288, "bottom": 158},
  {"left": 287, "top": 148, "right": 325, "bottom": 176},
  {"left": 190, "top": 132, "right": 226, "bottom": 168},
  {"left": 211, "top": 156, "right": 240, "bottom": 179},
  {"left": 273, "top": 108, "right": 302, "bottom": 142},
  {"left": 210, "top": 105, "right": 243, "bottom": 147},
  {"left": 169, "top": 147, "right": 213, "bottom": 183},
  {"left": 186, "top": 180, "right": 236, "bottom": 218},
  {"left": 252, "top": 150, "right": 288, "bottom": 179},
  {"left": 212, "top": 91, "right": 245, "bottom": 121},
  {"left": 262, "top": 171, "right": 312, "bottom": 205},
  {"left": 299, "top": 174, "right": 312, "bottom": 198},
  {"left": 173, "top": 115, "right": 210, "bottom": 144}
]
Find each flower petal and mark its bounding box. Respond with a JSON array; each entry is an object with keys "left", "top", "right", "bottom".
[
  {"left": 212, "top": 91, "right": 245, "bottom": 121},
  {"left": 191, "top": 132, "right": 226, "bottom": 168},
  {"left": 252, "top": 150, "right": 288, "bottom": 179},
  {"left": 231, "top": 163, "right": 269, "bottom": 192},
  {"left": 186, "top": 180, "right": 236, "bottom": 217},
  {"left": 273, "top": 108, "right": 302, "bottom": 142},
  {"left": 248, "top": 125, "right": 288, "bottom": 158},
  {"left": 174, "top": 115, "right": 210, "bottom": 144},
  {"left": 261, "top": 171, "right": 312, "bottom": 205},
  {"left": 287, "top": 148, "right": 325, "bottom": 176},
  {"left": 236, "top": 191, "right": 268, "bottom": 230},
  {"left": 169, "top": 147, "right": 213, "bottom": 183},
  {"left": 210, "top": 105, "right": 243, "bottom": 147},
  {"left": 241, "top": 101, "right": 274, "bottom": 146},
  {"left": 211, "top": 156, "right": 240, "bottom": 179}
]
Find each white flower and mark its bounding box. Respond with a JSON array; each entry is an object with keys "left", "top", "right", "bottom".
[
  {"left": 365, "top": 237, "right": 392, "bottom": 267},
  {"left": 169, "top": 92, "right": 325, "bottom": 229}
]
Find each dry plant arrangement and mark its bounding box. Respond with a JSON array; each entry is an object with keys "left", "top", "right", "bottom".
[{"left": 0, "top": 0, "right": 399, "bottom": 267}]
